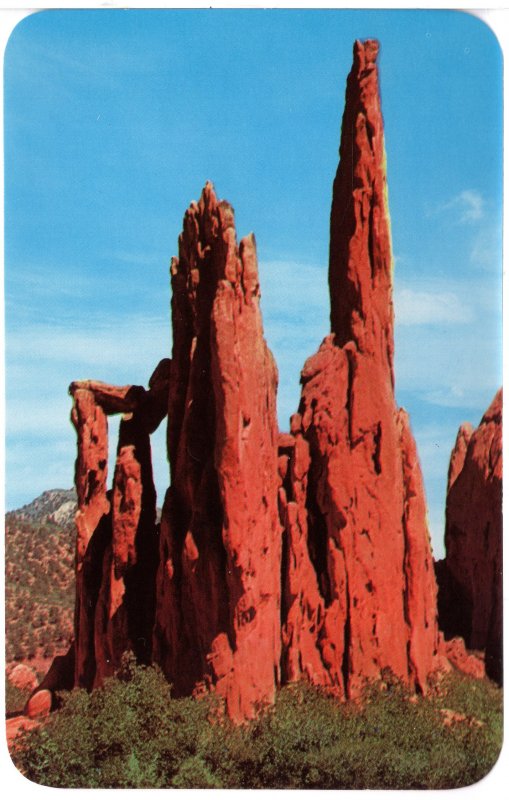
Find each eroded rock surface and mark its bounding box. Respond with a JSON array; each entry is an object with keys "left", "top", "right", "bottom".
[
  {"left": 438, "top": 389, "right": 502, "bottom": 684},
  {"left": 153, "top": 183, "right": 281, "bottom": 721},
  {"left": 278, "top": 40, "right": 440, "bottom": 698},
  {"left": 33, "top": 39, "right": 455, "bottom": 721},
  {"left": 70, "top": 361, "right": 170, "bottom": 688}
]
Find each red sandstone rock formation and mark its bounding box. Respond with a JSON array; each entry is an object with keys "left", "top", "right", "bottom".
[
  {"left": 153, "top": 183, "right": 281, "bottom": 721},
  {"left": 278, "top": 40, "right": 440, "bottom": 698},
  {"left": 438, "top": 389, "right": 502, "bottom": 684},
  {"left": 70, "top": 362, "right": 170, "bottom": 689},
  {"left": 35, "top": 39, "right": 448, "bottom": 721}
]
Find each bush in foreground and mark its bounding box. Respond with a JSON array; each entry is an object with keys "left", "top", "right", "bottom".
[
  {"left": 11, "top": 655, "right": 503, "bottom": 789},
  {"left": 5, "top": 682, "right": 32, "bottom": 717}
]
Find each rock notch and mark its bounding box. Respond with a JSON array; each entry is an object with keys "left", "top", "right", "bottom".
[
  {"left": 437, "top": 389, "right": 502, "bottom": 684},
  {"left": 278, "top": 39, "right": 440, "bottom": 698}
]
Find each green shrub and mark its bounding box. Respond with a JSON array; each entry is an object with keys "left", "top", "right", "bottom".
[
  {"left": 5, "top": 682, "right": 31, "bottom": 715},
  {"left": 11, "top": 657, "right": 503, "bottom": 790}
]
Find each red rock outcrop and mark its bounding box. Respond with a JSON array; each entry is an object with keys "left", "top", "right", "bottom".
[
  {"left": 278, "top": 40, "right": 440, "bottom": 698},
  {"left": 437, "top": 389, "right": 502, "bottom": 684},
  {"left": 35, "top": 39, "right": 449, "bottom": 721},
  {"left": 153, "top": 184, "right": 281, "bottom": 722},
  {"left": 70, "top": 362, "right": 170, "bottom": 689},
  {"left": 438, "top": 635, "right": 485, "bottom": 681}
]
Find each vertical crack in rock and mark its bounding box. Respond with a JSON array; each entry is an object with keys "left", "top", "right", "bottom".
[
  {"left": 154, "top": 183, "right": 281, "bottom": 721},
  {"left": 280, "top": 39, "right": 440, "bottom": 699},
  {"left": 437, "top": 389, "right": 502, "bottom": 684}
]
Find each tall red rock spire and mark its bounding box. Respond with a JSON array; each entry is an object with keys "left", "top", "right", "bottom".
[
  {"left": 153, "top": 184, "right": 281, "bottom": 721},
  {"left": 279, "top": 40, "right": 440, "bottom": 697},
  {"left": 329, "top": 39, "right": 394, "bottom": 381}
]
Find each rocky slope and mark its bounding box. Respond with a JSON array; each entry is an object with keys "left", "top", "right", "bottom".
[
  {"left": 10, "top": 488, "right": 77, "bottom": 526},
  {"left": 437, "top": 389, "right": 502, "bottom": 684}
]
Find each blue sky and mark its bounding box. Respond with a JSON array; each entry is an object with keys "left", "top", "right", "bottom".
[{"left": 3, "top": 9, "right": 503, "bottom": 558}]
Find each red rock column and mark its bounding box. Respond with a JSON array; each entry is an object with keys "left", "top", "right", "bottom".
[
  {"left": 70, "top": 388, "right": 110, "bottom": 688},
  {"left": 70, "top": 363, "right": 169, "bottom": 688},
  {"left": 154, "top": 184, "right": 281, "bottom": 721},
  {"left": 441, "top": 389, "right": 502, "bottom": 684},
  {"left": 280, "top": 40, "right": 439, "bottom": 698}
]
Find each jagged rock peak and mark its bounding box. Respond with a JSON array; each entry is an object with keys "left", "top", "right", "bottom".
[
  {"left": 155, "top": 181, "right": 281, "bottom": 722},
  {"left": 173, "top": 181, "right": 260, "bottom": 305},
  {"left": 329, "top": 38, "right": 394, "bottom": 383}
]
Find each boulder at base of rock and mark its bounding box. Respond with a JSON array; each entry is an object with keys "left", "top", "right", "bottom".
[
  {"left": 6, "top": 716, "right": 41, "bottom": 752},
  {"left": 438, "top": 635, "right": 485, "bottom": 681},
  {"left": 25, "top": 689, "right": 52, "bottom": 719}
]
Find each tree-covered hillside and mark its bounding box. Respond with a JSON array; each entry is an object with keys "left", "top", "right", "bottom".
[{"left": 5, "top": 490, "right": 76, "bottom": 663}]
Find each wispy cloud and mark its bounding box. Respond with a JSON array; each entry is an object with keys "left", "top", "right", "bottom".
[
  {"left": 447, "top": 189, "right": 484, "bottom": 222},
  {"left": 394, "top": 286, "right": 473, "bottom": 326},
  {"left": 470, "top": 224, "right": 503, "bottom": 271},
  {"left": 101, "top": 249, "right": 164, "bottom": 267},
  {"left": 6, "top": 317, "right": 170, "bottom": 385},
  {"left": 427, "top": 189, "right": 485, "bottom": 224},
  {"left": 395, "top": 321, "right": 501, "bottom": 412}
]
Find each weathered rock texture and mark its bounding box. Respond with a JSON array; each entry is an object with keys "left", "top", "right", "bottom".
[
  {"left": 278, "top": 39, "right": 440, "bottom": 698},
  {"left": 437, "top": 389, "right": 502, "bottom": 684},
  {"left": 153, "top": 184, "right": 281, "bottom": 721},
  {"left": 70, "top": 363, "right": 170, "bottom": 689},
  {"left": 36, "top": 39, "right": 450, "bottom": 720}
]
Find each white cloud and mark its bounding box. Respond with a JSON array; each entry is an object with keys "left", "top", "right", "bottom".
[
  {"left": 6, "top": 315, "right": 170, "bottom": 380},
  {"left": 470, "top": 224, "right": 503, "bottom": 271},
  {"left": 394, "top": 286, "right": 473, "bottom": 326},
  {"left": 395, "top": 320, "right": 501, "bottom": 412},
  {"left": 440, "top": 189, "right": 485, "bottom": 223}
]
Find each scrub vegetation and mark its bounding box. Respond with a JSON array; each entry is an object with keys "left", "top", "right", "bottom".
[{"left": 11, "top": 654, "right": 502, "bottom": 790}]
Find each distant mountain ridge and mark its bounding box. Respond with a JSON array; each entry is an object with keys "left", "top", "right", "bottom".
[{"left": 9, "top": 489, "right": 77, "bottom": 527}]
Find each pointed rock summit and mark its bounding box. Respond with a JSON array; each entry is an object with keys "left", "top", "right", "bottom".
[
  {"left": 153, "top": 184, "right": 281, "bottom": 721},
  {"left": 279, "top": 39, "right": 440, "bottom": 697}
]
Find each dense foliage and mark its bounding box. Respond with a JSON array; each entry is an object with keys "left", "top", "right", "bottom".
[
  {"left": 5, "top": 682, "right": 33, "bottom": 716},
  {"left": 5, "top": 510, "right": 75, "bottom": 662},
  {"left": 11, "top": 655, "right": 502, "bottom": 790}
]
